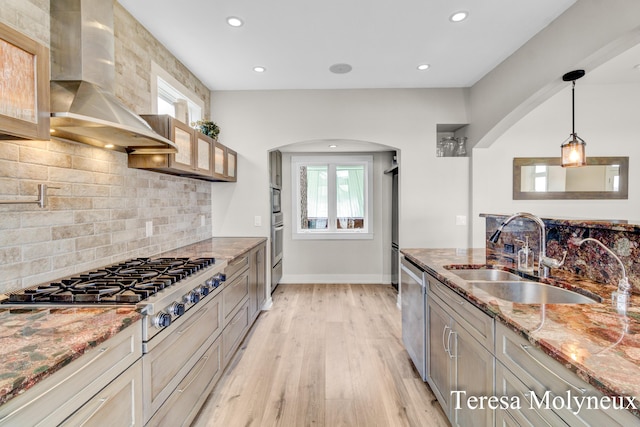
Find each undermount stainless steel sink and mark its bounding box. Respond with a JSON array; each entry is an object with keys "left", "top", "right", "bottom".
[
  {"left": 445, "top": 267, "right": 599, "bottom": 304},
  {"left": 448, "top": 268, "right": 524, "bottom": 282},
  {"left": 470, "top": 281, "right": 598, "bottom": 304}
]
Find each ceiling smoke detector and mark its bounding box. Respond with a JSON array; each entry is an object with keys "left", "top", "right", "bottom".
[{"left": 329, "top": 63, "right": 353, "bottom": 74}]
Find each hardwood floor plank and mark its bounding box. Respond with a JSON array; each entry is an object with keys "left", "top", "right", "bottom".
[{"left": 193, "top": 284, "right": 450, "bottom": 427}]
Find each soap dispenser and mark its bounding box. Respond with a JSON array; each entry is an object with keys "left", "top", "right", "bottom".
[{"left": 516, "top": 237, "right": 534, "bottom": 273}]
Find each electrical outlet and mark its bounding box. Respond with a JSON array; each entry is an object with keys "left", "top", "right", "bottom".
[
  {"left": 455, "top": 215, "right": 467, "bottom": 226},
  {"left": 145, "top": 220, "right": 153, "bottom": 237},
  {"left": 504, "top": 243, "right": 515, "bottom": 254},
  {"left": 254, "top": 216, "right": 262, "bottom": 227},
  {"left": 200, "top": 215, "right": 205, "bottom": 226}
]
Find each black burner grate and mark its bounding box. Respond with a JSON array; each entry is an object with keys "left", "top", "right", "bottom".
[{"left": 5, "top": 257, "right": 216, "bottom": 304}]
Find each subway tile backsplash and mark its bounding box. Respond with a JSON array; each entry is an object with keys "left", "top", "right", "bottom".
[{"left": 0, "top": 139, "right": 212, "bottom": 294}]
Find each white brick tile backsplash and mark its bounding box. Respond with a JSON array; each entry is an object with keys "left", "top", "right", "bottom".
[{"left": 1, "top": 3, "right": 213, "bottom": 294}]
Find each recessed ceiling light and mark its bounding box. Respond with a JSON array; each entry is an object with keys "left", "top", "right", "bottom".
[
  {"left": 329, "top": 144, "right": 338, "bottom": 148},
  {"left": 227, "top": 16, "right": 244, "bottom": 27},
  {"left": 417, "top": 64, "right": 430, "bottom": 71},
  {"left": 104, "top": 144, "right": 114, "bottom": 149},
  {"left": 253, "top": 66, "right": 266, "bottom": 73},
  {"left": 450, "top": 11, "right": 468, "bottom": 22},
  {"left": 329, "top": 63, "right": 352, "bottom": 74}
]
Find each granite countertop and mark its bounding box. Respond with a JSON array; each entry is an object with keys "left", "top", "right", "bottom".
[
  {"left": 401, "top": 248, "right": 640, "bottom": 417},
  {"left": 0, "top": 306, "right": 141, "bottom": 406},
  {"left": 0, "top": 237, "right": 266, "bottom": 408}
]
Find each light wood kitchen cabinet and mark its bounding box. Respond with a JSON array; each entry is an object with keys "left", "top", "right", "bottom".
[
  {"left": 62, "top": 360, "right": 143, "bottom": 426},
  {"left": 128, "top": 115, "right": 239, "bottom": 182},
  {"left": 426, "top": 275, "right": 494, "bottom": 427},
  {"left": 213, "top": 141, "right": 237, "bottom": 182},
  {"left": 495, "top": 322, "right": 639, "bottom": 426},
  {"left": 249, "top": 242, "right": 267, "bottom": 322},
  {"left": 269, "top": 150, "right": 282, "bottom": 188},
  {"left": 0, "top": 22, "right": 50, "bottom": 140},
  {"left": 0, "top": 323, "right": 142, "bottom": 426},
  {"left": 129, "top": 115, "right": 198, "bottom": 174}
]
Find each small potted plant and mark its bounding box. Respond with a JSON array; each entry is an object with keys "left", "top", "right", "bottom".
[{"left": 192, "top": 120, "right": 220, "bottom": 140}]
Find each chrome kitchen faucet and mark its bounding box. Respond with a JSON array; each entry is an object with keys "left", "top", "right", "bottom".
[{"left": 489, "top": 212, "right": 566, "bottom": 278}]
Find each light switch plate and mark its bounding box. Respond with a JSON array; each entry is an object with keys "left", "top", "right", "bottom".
[
  {"left": 455, "top": 215, "right": 467, "bottom": 226},
  {"left": 254, "top": 216, "right": 262, "bottom": 227},
  {"left": 145, "top": 220, "right": 153, "bottom": 237}
]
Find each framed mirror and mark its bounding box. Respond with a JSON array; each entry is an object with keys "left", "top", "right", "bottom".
[{"left": 513, "top": 157, "right": 628, "bottom": 200}]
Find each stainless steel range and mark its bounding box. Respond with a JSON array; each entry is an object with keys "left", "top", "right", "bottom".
[
  {"left": 1, "top": 256, "right": 228, "bottom": 425},
  {"left": 2, "top": 256, "right": 226, "bottom": 347}
]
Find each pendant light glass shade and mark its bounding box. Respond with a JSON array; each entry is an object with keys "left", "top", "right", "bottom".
[
  {"left": 561, "top": 134, "right": 586, "bottom": 167},
  {"left": 561, "top": 69, "right": 587, "bottom": 168}
]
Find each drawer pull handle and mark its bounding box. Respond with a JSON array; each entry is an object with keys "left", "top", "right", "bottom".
[
  {"left": 520, "top": 344, "right": 587, "bottom": 394},
  {"left": 177, "top": 355, "right": 210, "bottom": 393},
  {"left": 448, "top": 330, "right": 457, "bottom": 359},
  {"left": 442, "top": 325, "right": 450, "bottom": 354},
  {"left": 435, "top": 284, "right": 464, "bottom": 306}
]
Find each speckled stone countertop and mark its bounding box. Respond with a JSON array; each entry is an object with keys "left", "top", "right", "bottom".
[
  {"left": 401, "top": 248, "right": 640, "bottom": 418},
  {"left": 0, "top": 306, "right": 141, "bottom": 405},
  {"left": 0, "top": 237, "right": 266, "bottom": 407},
  {"left": 158, "top": 237, "right": 267, "bottom": 261}
]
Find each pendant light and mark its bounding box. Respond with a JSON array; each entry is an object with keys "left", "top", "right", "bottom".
[{"left": 561, "top": 69, "right": 587, "bottom": 167}]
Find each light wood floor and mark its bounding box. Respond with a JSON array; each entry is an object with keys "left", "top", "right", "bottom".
[{"left": 193, "top": 283, "right": 450, "bottom": 427}]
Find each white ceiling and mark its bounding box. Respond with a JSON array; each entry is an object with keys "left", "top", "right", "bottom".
[{"left": 118, "top": 0, "right": 581, "bottom": 91}]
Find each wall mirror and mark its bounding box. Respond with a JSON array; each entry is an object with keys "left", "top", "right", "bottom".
[{"left": 513, "top": 157, "right": 629, "bottom": 200}]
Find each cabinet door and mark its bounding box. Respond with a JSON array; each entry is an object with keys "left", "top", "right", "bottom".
[
  {"left": 195, "top": 132, "right": 213, "bottom": 175},
  {"left": 427, "top": 296, "right": 453, "bottom": 415},
  {"left": 226, "top": 147, "right": 237, "bottom": 181},
  {"left": 169, "top": 120, "right": 196, "bottom": 172},
  {"left": 0, "top": 22, "right": 50, "bottom": 140},
  {"left": 213, "top": 142, "right": 226, "bottom": 179},
  {"left": 452, "top": 324, "right": 495, "bottom": 427}
]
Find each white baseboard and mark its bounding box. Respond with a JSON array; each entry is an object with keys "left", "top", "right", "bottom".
[{"left": 280, "top": 274, "right": 391, "bottom": 284}]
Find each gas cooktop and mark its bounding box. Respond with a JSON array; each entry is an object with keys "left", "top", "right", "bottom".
[{"left": 2, "top": 257, "right": 217, "bottom": 304}]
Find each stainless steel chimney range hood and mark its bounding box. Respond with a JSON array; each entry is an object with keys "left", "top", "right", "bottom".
[{"left": 49, "top": 0, "right": 177, "bottom": 153}]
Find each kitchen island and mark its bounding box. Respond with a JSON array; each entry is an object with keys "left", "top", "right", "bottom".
[
  {"left": 402, "top": 247, "right": 640, "bottom": 424},
  {"left": 0, "top": 236, "right": 267, "bottom": 425}
]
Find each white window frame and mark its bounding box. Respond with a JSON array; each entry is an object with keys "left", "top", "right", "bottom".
[
  {"left": 292, "top": 154, "right": 373, "bottom": 240},
  {"left": 150, "top": 62, "right": 203, "bottom": 124}
]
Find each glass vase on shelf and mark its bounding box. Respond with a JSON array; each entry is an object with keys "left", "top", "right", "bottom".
[
  {"left": 442, "top": 137, "right": 456, "bottom": 157},
  {"left": 455, "top": 136, "right": 467, "bottom": 157}
]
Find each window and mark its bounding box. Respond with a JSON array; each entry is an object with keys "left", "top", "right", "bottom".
[
  {"left": 151, "top": 62, "right": 203, "bottom": 125},
  {"left": 293, "top": 155, "right": 373, "bottom": 239},
  {"left": 534, "top": 165, "right": 548, "bottom": 192}
]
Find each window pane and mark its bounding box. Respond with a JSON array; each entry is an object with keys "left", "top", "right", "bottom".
[
  {"left": 336, "top": 165, "right": 364, "bottom": 229},
  {"left": 300, "top": 165, "right": 328, "bottom": 229},
  {"left": 157, "top": 97, "right": 175, "bottom": 117}
]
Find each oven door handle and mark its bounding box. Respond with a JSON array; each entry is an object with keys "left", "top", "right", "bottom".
[{"left": 177, "top": 307, "right": 209, "bottom": 335}]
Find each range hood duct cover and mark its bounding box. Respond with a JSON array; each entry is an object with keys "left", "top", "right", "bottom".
[{"left": 49, "top": 0, "right": 177, "bottom": 153}]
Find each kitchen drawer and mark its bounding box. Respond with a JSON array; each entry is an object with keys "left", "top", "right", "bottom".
[
  {"left": 223, "top": 298, "right": 250, "bottom": 365},
  {"left": 223, "top": 268, "right": 250, "bottom": 322},
  {"left": 428, "top": 276, "right": 494, "bottom": 351},
  {"left": 225, "top": 254, "right": 250, "bottom": 280},
  {"left": 0, "top": 322, "right": 142, "bottom": 426},
  {"left": 61, "top": 359, "right": 143, "bottom": 427},
  {"left": 496, "top": 322, "right": 638, "bottom": 426},
  {"left": 142, "top": 293, "right": 222, "bottom": 422},
  {"left": 495, "top": 359, "right": 566, "bottom": 426},
  {"left": 146, "top": 335, "right": 222, "bottom": 427}
]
